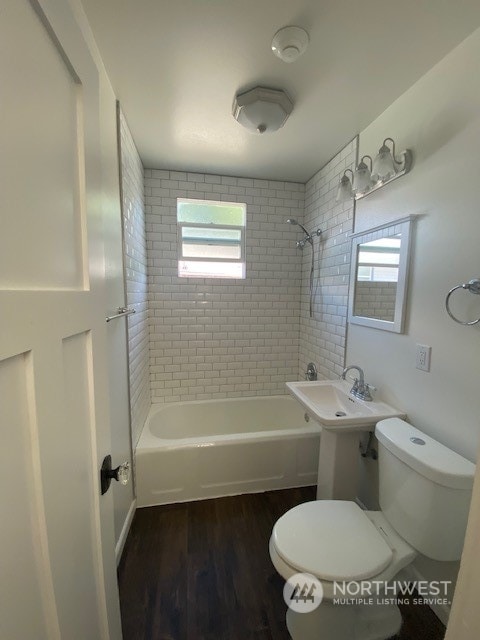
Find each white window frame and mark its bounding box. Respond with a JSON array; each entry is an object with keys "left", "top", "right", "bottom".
[
  {"left": 177, "top": 222, "right": 245, "bottom": 264},
  {"left": 176, "top": 199, "right": 246, "bottom": 279}
]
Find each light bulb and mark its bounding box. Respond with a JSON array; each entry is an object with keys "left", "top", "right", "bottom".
[
  {"left": 336, "top": 173, "right": 353, "bottom": 202},
  {"left": 353, "top": 157, "right": 373, "bottom": 195},
  {"left": 372, "top": 144, "right": 397, "bottom": 182}
]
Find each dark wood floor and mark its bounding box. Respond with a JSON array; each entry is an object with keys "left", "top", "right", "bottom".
[{"left": 118, "top": 487, "right": 446, "bottom": 640}]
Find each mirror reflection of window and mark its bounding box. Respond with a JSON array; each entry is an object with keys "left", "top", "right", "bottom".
[
  {"left": 356, "top": 235, "right": 401, "bottom": 282},
  {"left": 348, "top": 216, "right": 413, "bottom": 333},
  {"left": 354, "top": 234, "right": 401, "bottom": 322}
]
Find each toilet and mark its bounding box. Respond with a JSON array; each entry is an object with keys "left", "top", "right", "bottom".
[{"left": 270, "top": 417, "right": 475, "bottom": 640}]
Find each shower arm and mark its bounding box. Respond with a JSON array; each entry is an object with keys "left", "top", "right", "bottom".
[
  {"left": 298, "top": 223, "right": 322, "bottom": 241},
  {"left": 286, "top": 218, "right": 322, "bottom": 319},
  {"left": 296, "top": 222, "right": 312, "bottom": 237},
  {"left": 297, "top": 227, "right": 322, "bottom": 248}
]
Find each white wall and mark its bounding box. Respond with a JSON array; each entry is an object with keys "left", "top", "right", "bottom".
[
  {"left": 145, "top": 171, "right": 305, "bottom": 402},
  {"left": 300, "top": 139, "right": 356, "bottom": 380},
  {"left": 347, "top": 27, "right": 480, "bottom": 613},
  {"left": 348, "top": 26, "right": 480, "bottom": 461}
]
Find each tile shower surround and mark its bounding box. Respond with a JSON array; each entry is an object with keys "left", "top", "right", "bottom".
[
  {"left": 354, "top": 282, "right": 396, "bottom": 321},
  {"left": 119, "top": 110, "right": 151, "bottom": 444},
  {"left": 142, "top": 139, "right": 357, "bottom": 404},
  {"left": 145, "top": 171, "right": 305, "bottom": 403},
  {"left": 299, "top": 139, "right": 357, "bottom": 380}
]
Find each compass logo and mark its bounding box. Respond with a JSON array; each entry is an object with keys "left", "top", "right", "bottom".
[{"left": 283, "top": 572, "right": 324, "bottom": 613}]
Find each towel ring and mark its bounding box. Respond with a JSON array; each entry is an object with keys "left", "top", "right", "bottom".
[{"left": 445, "top": 278, "right": 480, "bottom": 326}]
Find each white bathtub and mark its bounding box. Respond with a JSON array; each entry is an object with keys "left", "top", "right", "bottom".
[{"left": 135, "top": 395, "right": 321, "bottom": 507}]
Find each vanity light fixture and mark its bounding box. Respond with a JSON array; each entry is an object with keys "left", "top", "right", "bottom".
[
  {"left": 353, "top": 155, "right": 373, "bottom": 195},
  {"left": 372, "top": 137, "right": 410, "bottom": 182},
  {"left": 336, "top": 137, "right": 413, "bottom": 202},
  {"left": 336, "top": 169, "right": 354, "bottom": 203}
]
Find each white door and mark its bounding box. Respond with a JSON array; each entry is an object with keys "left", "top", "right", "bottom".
[
  {"left": 0, "top": 1, "right": 122, "bottom": 638},
  {"left": 445, "top": 460, "right": 480, "bottom": 638}
]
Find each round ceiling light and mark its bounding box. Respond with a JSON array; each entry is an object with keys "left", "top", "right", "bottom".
[
  {"left": 271, "top": 26, "right": 309, "bottom": 63},
  {"left": 232, "top": 86, "right": 294, "bottom": 135}
]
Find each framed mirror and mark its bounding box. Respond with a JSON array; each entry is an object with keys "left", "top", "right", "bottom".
[{"left": 348, "top": 216, "right": 414, "bottom": 333}]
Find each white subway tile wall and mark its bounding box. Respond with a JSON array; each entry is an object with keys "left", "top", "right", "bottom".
[
  {"left": 119, "top": 110, "right": 150, "bottom": 444},
  {"left": 144, "top": 171, "right": 305, "bottom": 403},
  {"left": 299, "top": 139, "right": 357, "bottom": 380},
  {"left": 354, "top": 281, "right": 396, "bottom": 321}
]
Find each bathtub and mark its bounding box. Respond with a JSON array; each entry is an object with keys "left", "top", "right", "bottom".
[{"left": 135, "top": 395, "right": 321, "bottom": 507}]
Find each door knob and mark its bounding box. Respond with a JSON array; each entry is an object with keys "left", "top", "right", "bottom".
[{"left": 100, "top": 455, "right": 131, "bottom": 495}]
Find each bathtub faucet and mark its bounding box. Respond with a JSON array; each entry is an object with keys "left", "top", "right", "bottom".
[{"left": 306, "top": 362, "right": 317, "bottom": 381}]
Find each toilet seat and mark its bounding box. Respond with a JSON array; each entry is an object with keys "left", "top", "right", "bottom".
[
  {"left": 271, "top": 502, "right": 417, "bottom": 599},
  {"left": 272, "top": 501, "right": 394, "bottom": 581},
  {"left": 270, "top": 504, "right": 417, "bottom": 640}
]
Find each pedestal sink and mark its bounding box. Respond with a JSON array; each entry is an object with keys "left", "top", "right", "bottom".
[{"left": 286, "top": 380, "right": 404, "bottom": 500}]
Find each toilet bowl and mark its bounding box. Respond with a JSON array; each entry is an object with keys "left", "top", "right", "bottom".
[
  {"left": 270, "top": 501, "right": 415, "bottom": 640},
  {"left": 269, "top": 418, "right": 475, "bottom": 640}
]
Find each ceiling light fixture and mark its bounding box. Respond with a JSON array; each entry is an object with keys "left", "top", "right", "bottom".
[
  {"left": 232, "top": 86, "right": 294, "bottom": 135},
  {"left": 336, "top": 137, "right": 413, "bottom": 202},
  {"left": 271, "top": 26, "right": 309, "bottom": 63}
]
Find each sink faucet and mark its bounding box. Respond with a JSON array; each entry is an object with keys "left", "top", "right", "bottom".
[{"left": 341, "top": 365, "right": 373, "bottom": 401}]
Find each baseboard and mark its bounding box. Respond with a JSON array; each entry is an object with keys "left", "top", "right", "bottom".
[
  {"left": 404, "top": 565, "right": 450, "bottom": 626},
  {"left": 115, "top": 499, "right": 136, "bottom": 565},
  {"left": 354, "top": 497, "right": 368, "bottom": 510}
]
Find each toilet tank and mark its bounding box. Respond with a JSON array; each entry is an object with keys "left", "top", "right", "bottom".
[{"left": 376, "top": 418, "right": 475, "bottom": 561}]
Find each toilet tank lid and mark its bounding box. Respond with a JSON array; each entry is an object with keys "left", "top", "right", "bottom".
[{"left": 376, "top": 418, "right": 475, "bottom": 490}]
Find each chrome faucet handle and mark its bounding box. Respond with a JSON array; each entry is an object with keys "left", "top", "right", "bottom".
[
  {"left": 365, "top": 384, "right": 375, "bottom": 400},
  {"left": 348, "top": 378, "right": 374, "bottom": 402},
  {"left": 362, "top": 384, "right": 373, "bottom": 402},
  {"left": 306, "top": 362, "right": 318, "bottom": 381},
  {"left": 341, "top": 365, "right": 374, "bottom": 400}
]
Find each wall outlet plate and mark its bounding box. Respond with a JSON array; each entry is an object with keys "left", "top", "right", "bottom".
[{"left": 416, "top": 344, "right": 431, "bottom": 372}]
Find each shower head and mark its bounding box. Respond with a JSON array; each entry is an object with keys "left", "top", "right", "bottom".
[
  {"left": 286, "top": 218, "right": 313, "bottom": 243},
  {"left": 286, "top": 218, "right": 322, "bottom": 249}
]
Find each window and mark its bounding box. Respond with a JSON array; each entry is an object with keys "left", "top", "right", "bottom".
[
  {"left": 177, "top": 198, "right": 246, "bottom": 278},
  {"left": 356, "top": 236, "right": 401, "bottom": 283}
]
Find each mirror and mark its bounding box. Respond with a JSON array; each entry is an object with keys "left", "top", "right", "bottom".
[{"left": 348, "top": 217, "right": 414, "bottom": 333}]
